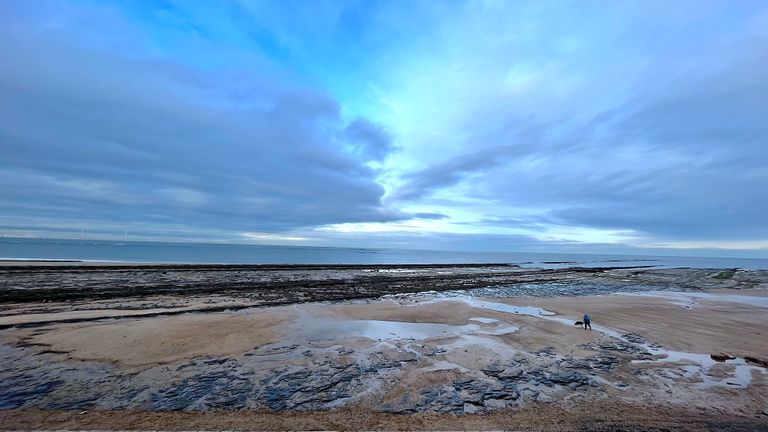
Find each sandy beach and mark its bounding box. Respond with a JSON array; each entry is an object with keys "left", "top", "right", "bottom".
[{"left": 1, "top": 263, "right": 767, "bottom": 430}]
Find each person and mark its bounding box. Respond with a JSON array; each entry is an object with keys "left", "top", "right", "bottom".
[{"left": 583, "top": 313, "right": 591, "bottom": 330}]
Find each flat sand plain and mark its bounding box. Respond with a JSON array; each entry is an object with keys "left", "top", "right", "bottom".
[{"left": 1, "top": 263, "right": 767, "bottom": 430}]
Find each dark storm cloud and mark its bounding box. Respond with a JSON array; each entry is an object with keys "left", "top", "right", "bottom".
[{"left": 0, "top": 6, "right": 408, "bottom": 235}]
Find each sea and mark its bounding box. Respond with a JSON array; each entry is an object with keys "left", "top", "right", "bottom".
[{"left": 1, "top": 237, "right": 767, "bottom": 270}]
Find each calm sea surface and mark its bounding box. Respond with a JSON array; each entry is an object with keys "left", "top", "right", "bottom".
[{"left": 1, "top": 238, "right": 766, "bottom": 270}]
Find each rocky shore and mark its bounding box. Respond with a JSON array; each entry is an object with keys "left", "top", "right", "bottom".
[
  {"left": 2, "top": 262, "right": 764, "bottom": 306},
  {"left": 1, "top": 263, "right": 767, "bottom": 430}
]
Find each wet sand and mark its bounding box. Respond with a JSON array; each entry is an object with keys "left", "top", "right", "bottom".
[
  {"left": 520, "top": 291, "right": 768, "bottom": 357},
  {"left": 1, "top": 263, "right": 767, "bottom": 430},
  {"left": 31, "top": 310, "right": 291, "bottom": 366}
]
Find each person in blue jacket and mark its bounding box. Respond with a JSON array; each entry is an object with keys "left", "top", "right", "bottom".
[{"left": 583, "top": 313, "right": 591, "bottom": 330}]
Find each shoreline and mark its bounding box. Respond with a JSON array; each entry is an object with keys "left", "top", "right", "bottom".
[
  {"left": 0, "top": 263, "right": 666, "bottom": 304},
  {"left": 0, "top": 263, "right": 768, "bottom": 305},
  {"left": 1, "top": 264, "right": 767, "bottom": 430},
  {"left": 0, "top": 260, "right": 523, "bottom": 268}
]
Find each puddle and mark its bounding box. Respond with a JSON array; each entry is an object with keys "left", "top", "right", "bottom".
[
  {"left": 462, "top": 298, "right": 555, "bottom": 316},
  {"left": 624, "top": 291, "right": 768, "bottom": 309},
  {"left": 477, "top": 326, "right": 519, "bottom": 336},
  {"left": 417, "top": 296, "right": 555, "bottom": 317},
  {"left": 302, "top": 318, "right": 482, "bottom": 341},
  {"left": 469, "top": 317, "right": 498, "bottom": 324},
  {"left": 289, "top": 305, "right": 489, "bottom": 342},
  {"left": 424, "top": 360, "right": 469, "bottom": 372},
  {"left": 632, "top": 350, "right": 759, "bottom": 388}
]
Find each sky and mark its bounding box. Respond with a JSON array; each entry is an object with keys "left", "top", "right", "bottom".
[{"left": 1, "top": 0, "right": 767, "bottom": 257}]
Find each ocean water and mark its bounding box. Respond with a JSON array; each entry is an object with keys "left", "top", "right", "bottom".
[{"left": 0, "top": 237, "right": 767, "bottom": 269}]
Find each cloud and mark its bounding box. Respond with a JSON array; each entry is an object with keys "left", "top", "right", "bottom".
[
  {"left": 380, "top": 1, "right": 768, "bottom": 245},
  {"left": 1, "top": 0, "right": 767, "bottom": 254},
  {"left": 0, "top": 2, "right": 408, "bottom": 237},
  {"left": 341, "top": 119, "right": 393, "bottom": 162},
  {"left": 389, "top": 145, "right": 514, "bottom": 201},
  {"left": 541, "top": 39, "right": 768, "bottom": 241}
]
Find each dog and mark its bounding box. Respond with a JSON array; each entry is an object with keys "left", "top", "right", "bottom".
[{"left": 574, "top": 321, "right": 584, "bottom": 328}]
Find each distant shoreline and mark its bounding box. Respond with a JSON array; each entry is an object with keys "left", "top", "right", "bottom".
[
  {"left": 0, "top": 263, "right": 761, "bottom": 307},
  {"left": 0, "top": 260, "right": 524, "bottom": 268},
  {"left": 2, "top": 236, "right": 768, "bottom": 269}
]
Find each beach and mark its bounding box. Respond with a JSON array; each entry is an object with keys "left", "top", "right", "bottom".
[{"left": 1, "top": 263, "right": 767, "bottom": 430}]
